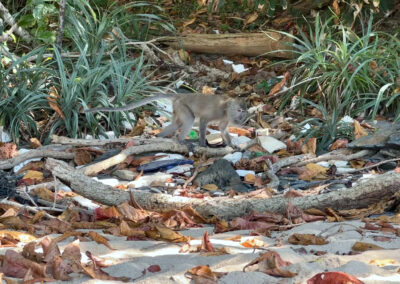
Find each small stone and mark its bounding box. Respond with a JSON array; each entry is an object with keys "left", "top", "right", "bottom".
[
  {"left": 113, "top": 170, "right": 136, "bottom": 181},
  {"left": 258, "top": 136, "right": 286, "bottom": 153}
]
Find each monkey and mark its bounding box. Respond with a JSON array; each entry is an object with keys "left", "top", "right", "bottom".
[{"left": 85, "top": 93, "right": 248, "bottom": 147}]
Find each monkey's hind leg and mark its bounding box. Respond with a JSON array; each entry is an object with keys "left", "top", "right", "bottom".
[
  {"left": 157, "top": 123, "right": 180, "bottom": 138},
  {"left": 176, "top": 104, "right": 195, "bottom": 145},
  {"left": 219, "top": 120, "right": 232, "bottom": 147}
]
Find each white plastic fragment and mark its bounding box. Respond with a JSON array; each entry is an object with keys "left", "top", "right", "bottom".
[
  {"left": 0, "top": 127, "right": 11, "bottom": 143},
  {"left": 72, "top": 195, "right": 99, "bottom": 210},
  {"left": 92, "top": 177, "right": 120, "bottom": 187},
  {"left": 223, "top": 152, "right": 243, "bottom": 164},
  {"left": 236, "top": 170, "right": 255, "bottom": 177},
  {"left": 128, "top": 172, "right": 172, "bottom": 188},
  {"left": 155, "top": 153, "right": 185, "bottom": 160},
  {"left": 258, "top": 136, "right": 286, "bottom": 153}
]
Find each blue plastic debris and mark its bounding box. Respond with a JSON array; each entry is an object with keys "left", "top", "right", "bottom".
[{"left": 137, "top": 159, "right": 194, "bottom": 172}]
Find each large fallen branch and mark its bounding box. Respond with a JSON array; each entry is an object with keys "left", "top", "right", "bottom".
[
  {"left": 160, "top": 32, "right": 293, "bottom": 58},
  {"left": 0, "top": 150, "right": 74, "bottom": 170},
  {"left": 81, "top": 142, "right": 234, "bottom": 176},
  {"left": 51, "top": 135, "right": 174, "bottom": 147},
  {"left": 46, "top": 158, "right": 400, "bottom": 220}
]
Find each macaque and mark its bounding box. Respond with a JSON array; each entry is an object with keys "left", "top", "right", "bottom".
[{"left": 85, "top": 93, "right": 248, "bottom": 147}]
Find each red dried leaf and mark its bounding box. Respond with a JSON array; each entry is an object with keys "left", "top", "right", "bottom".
[{"left": 307, "top": 271, "right": 363, "bottom": 284}]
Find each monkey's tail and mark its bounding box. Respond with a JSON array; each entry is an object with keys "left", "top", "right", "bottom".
[{"left": 84, "top": 93, "right": 175, "bottom": 113}]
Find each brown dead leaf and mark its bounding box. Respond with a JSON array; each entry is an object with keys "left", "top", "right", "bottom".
[
  {"left": 243, "top": 251, "right": 296, "bottom": 278},
  {"left": 307, "top": 271, "right": 363, "bottom": 284},
  {"left": 22, "top": 242, "right": 43, "bottom": 262},
  {"left": 31, "top": 186, "right": 55, "bottom": 202},
  {"left": 301, "top": 138, "right": 316, "bottom": 154},
  {"left": 48, "top": 86, "right": 65, "bottom": 119},
  {"left": 186, "top": 265, "right": 226, "bottom": 283},
  {"left": 22, "top": 170, "right": 43, "bottom": 181},
  {"left": 202, "top": 184, "right": 218, "bottom": 191},
  {"left": 299, "top": 163, "right": 328, "bottom": 181},
  {"left": 182, "top": 17, "right": 196, "bottom": 28},
  {"left": 352, "top": 241, "right": 383, "bottom": 251},
  {"left": 116, "top": 202, "right": 148, "bottom": 222},
  {"left": 94, "top": 206, "right": 121, "bottom": 221},
  {"left": 52, "top": 255, "right": 71, "bottom": 280},
  {"left": 288, "top": 234, "right": 328, "bottom": 246},
  {"left": 268, "top": 72, "right": 290, "bottom": 96},
  {"left": 74, "top": 148, "right": 92, "bottom": 166},
  {"left": 80, "top": 262, "right": 129, "bottom": 282},
  {"left": 201, "top": 231, "right": 214, "bottom": 252},
  {"left": 61, "top": 239, "right": 82, "bottom": 273},
  {"left": 243, "top": 12, "right": 258, "bottom": 27},
  {"left": 2, "top": 250, "right": 47, "bottom": 278},
  {"left": 41, "top": 236, "right": 61, "bottom": 263},
  {"left": 354, "top": 120, "right": 368, "bottom": 139},
  {"left": 29, "top": 138, "right": 42, "bottom": 149},
  {"left": 88, "top": 231, "right": 114, "bottom": 250},
  {"left": 145, "top": 224, "right": 189, "bottom": 243},
  {"left": 349, "top": 159, "right": 366, "bottom": 169},
  {"left": 330, "top": 139, "right": 348, "bottom": 150}
]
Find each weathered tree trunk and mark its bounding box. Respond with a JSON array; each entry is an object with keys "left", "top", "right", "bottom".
[
  {"left": 46, "top": 158, "right": 400, "bottom": 220},
  {"left": 161, "top": 32, "right": 294, "bottom": 58}
]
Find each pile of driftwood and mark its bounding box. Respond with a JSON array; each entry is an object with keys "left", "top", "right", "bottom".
[{"left": 1, "top": 134, "right": 400, "bottom": 220}]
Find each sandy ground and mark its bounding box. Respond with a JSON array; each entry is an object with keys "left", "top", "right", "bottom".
[{"left": 39, "top": 218, "right": 400, "bottom": 283}]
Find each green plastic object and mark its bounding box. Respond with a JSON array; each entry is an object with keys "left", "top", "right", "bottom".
[{"left": 189, "top": 130, "right": 198, "bottom": 139}]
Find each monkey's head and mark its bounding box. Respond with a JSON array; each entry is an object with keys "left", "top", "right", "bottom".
[{"left": 227, "top": 100, "right": 248, "bottom": 125}]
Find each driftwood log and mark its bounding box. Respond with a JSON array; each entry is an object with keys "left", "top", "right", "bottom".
[
  {"left": 46, "top": 158, "right": 400, "bottom": 220},
  {"left": 161, "top": 32, "right": 293, "bottom": 58}
]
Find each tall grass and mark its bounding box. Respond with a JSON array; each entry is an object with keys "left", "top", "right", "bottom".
[{"left": 269, "top": 14, "right": 400, "bottom": 150}]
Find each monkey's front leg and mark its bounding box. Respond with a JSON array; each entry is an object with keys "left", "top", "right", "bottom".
[{"left": 198, "top": 118, "right": 208, "bottom": 147}]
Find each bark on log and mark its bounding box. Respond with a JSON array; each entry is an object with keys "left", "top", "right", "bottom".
[
  {"left": 46, "top": 158, "right": 400, "bottom": 220},
  {"left": 0, "top": 150, "right": 74, "bottom": 170},
  {"left": 161, "top": 32, "right": 294, "bottom": 58},
  {"left": 50, "top": 135, "right": 174, "bottom": 147}
]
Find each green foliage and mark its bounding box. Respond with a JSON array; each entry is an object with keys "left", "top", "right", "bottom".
[
  {"left": 1, "top": 0, "right": 171, "bottom": 143},
  {"left": 0, "top": 47, "right": 50, "bottom": 142},
  {"left": 270, "top": 13, "right": 400, "bottom": 150}
]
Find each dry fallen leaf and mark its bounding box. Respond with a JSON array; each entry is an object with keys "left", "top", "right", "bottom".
[
  {"left": 307, "top": 271, "right": 363, "bottom": 284},
  {"left": 352, "top": 241, "right": 383, "bottom": 251},
  {"left": 354, "top": 120, "right": 368, "bottom": 139},
  {"left": 299, "top": 163, "right": 328, "bottom": 181},
  {"left": 74, "top": 148, "right": 92, "bottom": 166},
  {"left": 48, "top": 86, "right": 65, "bottom": 119},
  {"left": 201, "top": 184, "right": 219, "bottom": 191},
  {"left": 88, "top": 231, "right": 114, "bottom": 250},
  {"left": 268, "top": 72, "right": 290, "bottom": 96},
  {"left": 330, "top": 138, "right": 348, "bottom": 150},
  {"left": 288, "top": 233, "right": 328, "bottom": 246},
  {"left": 243, "top": 12, "right": 258, "bottom": 27},
  {"left": 244, "top": 251, "right": 296, "bottom": 278}
]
